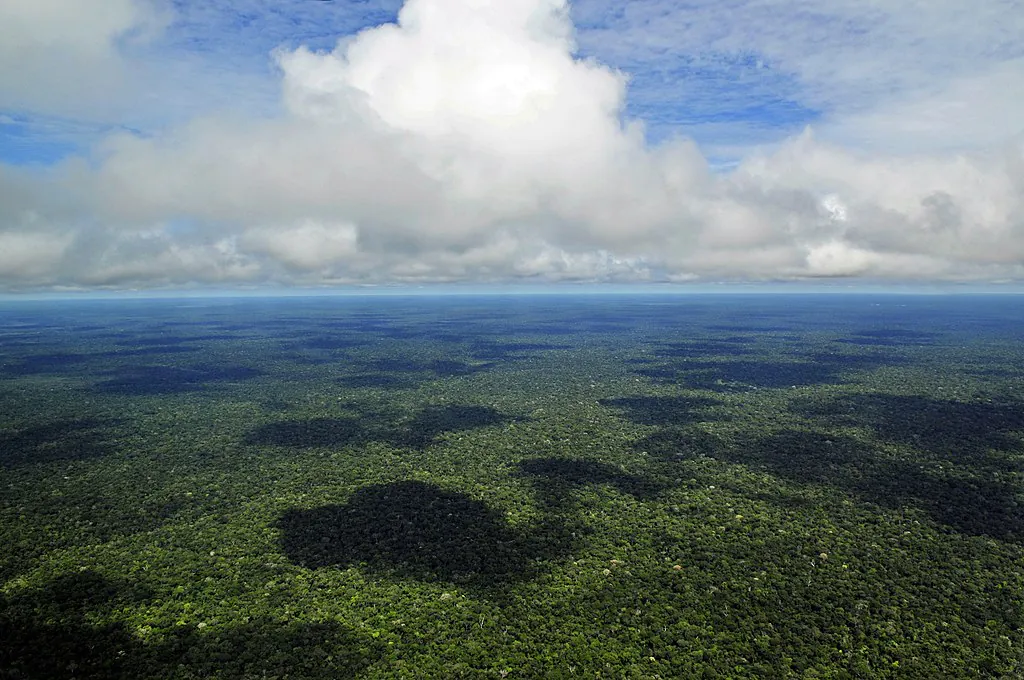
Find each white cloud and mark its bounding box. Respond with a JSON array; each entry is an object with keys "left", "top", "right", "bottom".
[
  {"left": 0, "top": 0, "right": 168, "bottom": 118},
  {"left": 0, "top": 0, "right": 1023, "bottom": 290},
  {"left": 241, "top": 220, "right": 360, "bottom": 271},
  {"left": 821, "top": 59, "right": 1024, "bottom": 153},
  {"left": 0, "top": 230, "right": 73, "bottom": 281},
  {"left": 575, "top": 0, "right": 1024, "bottom": 153}
]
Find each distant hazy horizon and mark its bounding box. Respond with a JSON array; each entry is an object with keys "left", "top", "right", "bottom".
[{"left": 4, "top": 282, "right": 1024, "bottom": 303}]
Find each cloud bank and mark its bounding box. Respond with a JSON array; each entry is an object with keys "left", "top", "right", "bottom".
[{"left": 1, "top": 0, "right": 1023, "bottom": 290}]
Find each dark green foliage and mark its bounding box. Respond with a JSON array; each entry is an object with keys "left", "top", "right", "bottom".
[
  {"left": 336, "top": 373, "right": 419, "bottom": 389},
  {"left": 0, "top": 352, "right": 92, "bottom": 376},
  {"left": 391, "top": 405, "right": 513, "bottom": 450},
  {"left": 0, "top": 572, "right": 380, "bottom": 679},
  {"left": 246, "top": 417, "right": 368, "bottom": 448},
  {"left": 429, "top": 359, "right": 493, "bottom": 378},
  {"left": 518, "top": 457, "right": 665, "bottom": 506},
  {"left": 654, "top": 338, "right": 755, "bottom": 358},
  {"left": 1, "top": 294, "right": 1022, "bottom": 679},
  {"left": 357, "top": 357, "right": 493, "bottom": 380},
  {"left": 640, "top": 424, "right": 1024, "bottom": 543},
  {"left": 116, "top": 334, "right": 229, "bottom": 346},
  {"left": 137, "top": 620, "right": 382, "bottom": 679},
  {"left": 0, "top": 418, "right": 119, "bottom": 467},
  {"left": 635, "top": 342, "right": 908, "bottom": 391},
  {"left": 104, "top": 345, "right": 202, "bottom": 357},
  {"left": 469, "top": 340, "right": 571, "bottom": 360},
  {"left": 95, "top": 364, "right": 262, "bottom": 395},
  {"left": 330, "top": 357, "right": 494, "bottom": 390},
  {"left": 245, "top": 404, "right": 516, "bottom": 451},
  {"left": 600, "top": 395, "right": 723, "bottom": 427},
  {"left": 660, "top": 358, "right": 852, "bottom": 390},
  {"left": 0, "top": 572, "right": 149, "bottom": 679},
  {"left": 278, "top": 480, "right": 570, "bottom": 587},
  {"left": 835, "top": 328, "right": 937, "bottom": 346},
  {"left": 298, "top": 335, "right": 368, "bottom": 351},
  {"left": 796, "top": 393, "right": 1024, "bottom": 455}
]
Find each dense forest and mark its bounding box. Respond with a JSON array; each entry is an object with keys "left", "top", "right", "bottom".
[{"left": 1, "top": 295, "right": 1022, "bottom": 678}]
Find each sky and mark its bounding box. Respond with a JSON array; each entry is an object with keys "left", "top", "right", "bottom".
[{"left": 1, "top": 0, "right": 1023, "bottom": 292}]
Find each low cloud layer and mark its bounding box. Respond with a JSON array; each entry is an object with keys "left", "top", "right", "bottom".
[{"left": 1, "top": 0, "right": 1023, "bottom": 290}]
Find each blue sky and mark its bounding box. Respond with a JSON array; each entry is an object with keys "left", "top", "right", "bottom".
[
  {"left": 1, "top": 0, "right": 823, "bottom": 167},
  {"left": 0, "top": 0, "right": 1022, "bottom": 291},
  {"left": 5, "top": 0, "right": 1022, "bottom": 164}
]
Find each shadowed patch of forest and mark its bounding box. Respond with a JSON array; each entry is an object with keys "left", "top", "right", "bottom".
[
  {"left": 634, "top": 423, "right": 1024, "bottom": 543},
  {"left": 795, "top": 393, "right": 1024, "bottom": 456},
  {"left": 1, "top": 352, "right": 93, "bottom": 376},
  {"left": 633, "top": 350, "right": 907, "bottom": 391},
  {"left": 0, "top": 418, "right": 120, "bottom": 467},
  {"left": 278, "top": 481, "right": 572, "bottom": 588},
  {"left": 94, "top": 364, "right": 263, "bottom": 395},
  {"left": 517, "top": 457, "right": 665, "bottom": 508},
  {"left": 246, "top": 404, "right": 518, "bottom": 451},
  {"left": 0, "top": 571, "right": 381, "bottom": 679},
  {"left": 600, "top": 395, "right": 725, "bottom": 427}
]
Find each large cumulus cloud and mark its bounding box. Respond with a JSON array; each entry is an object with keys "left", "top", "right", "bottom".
[
  {"left": 0, "top": 0, "right": 167, "bottom": 118},
  {"left": 1, "top": 0, "right": 1023, "bottom": 290}
]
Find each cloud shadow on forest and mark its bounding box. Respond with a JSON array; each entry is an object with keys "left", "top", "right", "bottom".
[
  {"left": 246, "top": 404, "right": 518, "bottom": 452},
  {"left": 834, "top": 329, "right": 939, "bottom": 347},
  {"left": 0, "top": 418, "right": 120, "bottom": 468},
  {"left": 599, "top": 395, "right": 726, "bottom": 427},
  {"left": 336, "top": 374, "right": 420, "bottom": 389},
  {"left": 517, "top": 457, "right": 666, "bottom": 508},
  {"left": 632, "top": 350, "right": 906, "bottom": 392},
  {"left": 469, "top": 341, "right": 572, "bottom": 360},
  {"left": 278, "top": 480, "right": 572, "bottom": 589},
  {"left": 245, "top": 416, "right": 369, "bottom": 449},
  {"left": 390, "top": 404, "right": 514, "bottom": 450},
  {"left": 0, "top": 571, "right": 381, "bottom": 679},
  {"left": 636, "top": 412, "right": 1024, "bottom": 543},
  {"left": 1, "top": 352, "right": 93, "bottom": 376},
  {"left": 94, "top": 364, "right": 262, "bottom": 396},
  {"left": 794, "top": 393, "right": 1024, "bottom": 457},
  {"left": 358, "top": 357, "right": 495, "bottom": 379}
]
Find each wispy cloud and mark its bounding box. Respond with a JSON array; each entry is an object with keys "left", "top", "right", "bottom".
[{"left": 574, "top": 0, "right": 1024, "bottom": 152}]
